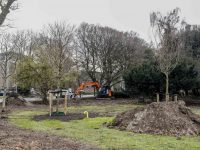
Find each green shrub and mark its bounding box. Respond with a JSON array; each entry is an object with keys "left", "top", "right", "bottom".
[
  {"left": 111, "top": 91, "right": 130, "bottom": 98},
  {"left": 17, "top": 86, "right": 30, "bottom": 96}
]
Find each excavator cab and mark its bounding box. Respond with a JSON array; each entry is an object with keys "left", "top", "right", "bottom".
[
  {"left": 73, "top": 82, "right": 112, "bottom": 98},
  {"left": 97, "top": 85, "right": 111, "bottom": 98}
]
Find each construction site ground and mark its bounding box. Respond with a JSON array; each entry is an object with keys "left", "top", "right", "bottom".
[{"left": 1, "top": 97, "right": 200, "bottom": 149}]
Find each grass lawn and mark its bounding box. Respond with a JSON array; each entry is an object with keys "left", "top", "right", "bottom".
[{"left": 10, "top": 105, "right": 200, "bottom": 150}]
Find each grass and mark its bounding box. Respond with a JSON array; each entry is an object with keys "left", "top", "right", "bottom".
[
  {"left": 190, "top": 106, "right": 200, "bottom": 115},
  {"left": 10, "top": 105, "right": 200, "bottom": 150},
  {"left": 0, "top": 96, "right": 8, "bottom": 99}
]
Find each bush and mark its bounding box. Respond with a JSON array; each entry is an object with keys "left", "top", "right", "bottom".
[
  {"left": 17, "top": 86, "right": 31, "bottom": 96},
  {"left": 111, "top": 91, "right": 130, "bottom": 98},
  {"left": 123, "top": 61, "right": 165, "bottom": 97}
]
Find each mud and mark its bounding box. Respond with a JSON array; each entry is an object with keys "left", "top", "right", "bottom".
[{"left": 32, "top": 112, "right": 101, "bottom": 122}]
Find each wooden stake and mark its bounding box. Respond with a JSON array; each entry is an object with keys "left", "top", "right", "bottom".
[
  {"left": 157, "top": 93, "right": 159, "bottom": 102},
  {"left": 174, "top": 94, "right": 177, "bottom": 102},
  {"left": 64, "top": 91, "right": 67, "bottom": 115}
]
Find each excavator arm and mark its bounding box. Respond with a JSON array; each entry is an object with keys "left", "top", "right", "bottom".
[{"left": 74, "top": 82, "right": 100, "bottom": 98}]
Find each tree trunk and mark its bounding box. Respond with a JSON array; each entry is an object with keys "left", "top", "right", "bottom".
[
  {"left": 2, "top": 86, "right": 7, "bottom": 111},
  {"left": 42, "top": 91, "right": 48, "bottom": 104},
  {"left": 56, "top": 78, "right": 60, "bottom": 114},
  {"left": 185, "top": 90, "right": 188, "bottom": 96},
  {"left": 166, "top": 73, "right": 169, "bottom": 102},
  {"left": 0, "top": 0, "right": 16, "bottom": 26},
  {"left": 94, "top": 86, "right": 95, "bottom": 97},
  {"left": 41, "top": 87, "right": 48, "bottom": 104}
]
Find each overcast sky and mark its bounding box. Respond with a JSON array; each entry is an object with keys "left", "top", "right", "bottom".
[{"left": 7, "top": 0, "right": 200, "bottom": 43}]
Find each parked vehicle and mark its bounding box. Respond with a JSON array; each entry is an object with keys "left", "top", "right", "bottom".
[
  {"left": 74, "top": 82, "right": 112, "bottom": 98},
  {"left": 0, "top": 90, "right": 9, "bottom": 96},
  {"left": 52, "top": 90, "right": 72, "bottom": 99},
  {"left": 0, "top": 90, "right": 3, "bottom": 96},
  {"left": 61, "top": 90, "right": 73, "bottom": 98}
]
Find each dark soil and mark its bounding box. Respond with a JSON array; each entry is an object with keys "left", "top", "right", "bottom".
[
  {"left": 32, "top": 112, "right": 101, "bottom": 122},
  {"left": 32, "top": 98, "right": 139, "bottom": 107},
  {"left": 180, "top": 97, "right": 200, "bottom": 106},
  {"left": 0, "top": 93, "right": 33, "bottom": 107},
  {"left": 112, "top": 101, "right": 200, "bottom": 136},
  {"left": 5, "top": 96, "right": 26, "bottom": 106}
]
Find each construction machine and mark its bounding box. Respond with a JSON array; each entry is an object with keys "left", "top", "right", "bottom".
[{"left": 73, "top": 82, "right": 112, "bottom": 98}]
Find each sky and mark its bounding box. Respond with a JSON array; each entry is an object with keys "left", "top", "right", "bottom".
[{"left": 7, "top": 0, "right": 200, "bottom": 43}]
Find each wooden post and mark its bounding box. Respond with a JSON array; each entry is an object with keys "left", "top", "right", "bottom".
[
  {"left": 166, "top": 93, "right": 169, "bottom": 102},
  {"left": 64, "top": 91, "right": 67, "bottom": 115},
  {"left": 157, "top": 93, "right": 159, "bottom": 102},
  {"left": 49, "top": 92, "right": 52, "bottom": 116},
  {"left": 51, "top": 93, "right": 53, "bottom": 112},
  {"left": 174, "top": 94, "right": 177, "bottom": 102}
]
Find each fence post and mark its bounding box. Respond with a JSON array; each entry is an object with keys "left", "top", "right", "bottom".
[
  {"left": 157, "top": 93, "right": 159, "bottom": 102},
  {"left": 174, "top": 94, "right": 177, "bottom": 102}
]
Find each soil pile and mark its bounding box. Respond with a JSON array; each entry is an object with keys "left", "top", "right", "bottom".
[
  {"left": 3, "top": 92, "right": 34, "bottom": 107},
  {"left": 32, "top": 112, "right": 101, "bottom": 122},
  {"left": 112, "top": 101, "right": 200, "bottom": 136}
]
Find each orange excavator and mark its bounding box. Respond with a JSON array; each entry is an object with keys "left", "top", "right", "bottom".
[{"left": 73, "top": 82, "right": 112, "bottom": 98}]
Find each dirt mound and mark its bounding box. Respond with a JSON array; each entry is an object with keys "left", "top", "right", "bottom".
[
  {"left": 2, "top": 93, "right": 34, "bottom": 107},
  {"left": 32, "top": 112, "right": 101, "bottom": 122},
  {"left": 112, "top": 101, "right": 200, "bottom": 136}
]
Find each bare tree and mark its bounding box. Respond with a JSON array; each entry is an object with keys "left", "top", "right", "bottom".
[
  {"left": 150, "top": 8, "right": 186, "bottom": 101},
  {"left": 0, "top": 32, "right": 19, "bottom": 111},
  {"left": 0, "top": 0, "right": 19, "bottom": 27},
  {"left": 75, "top": 23, "right": 100, "bottom": 84},
  {"left": 76, "top": 22, "right": 147, "bottom": 88},
  {"left": 41, "top": 21, "right": 75, "bottom": 113}
]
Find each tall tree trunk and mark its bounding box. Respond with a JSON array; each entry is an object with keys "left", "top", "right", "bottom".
[
  {"left": 166, "top": 73, "right": 169, "bottom": 102},
  {"left": 0, "top": 0, "right": 16, "bottom": 26},
  {"left": 41, "top": 88, "right": 48, "bottom": 104},
  {"left": 185, "top": 90, "right": 188, "bottom": 96},
  {"left": 2, "top": 86, "right": 7, "bottom": 111},
  {"left": 56, "top": 77, "right": 60, "bottom": 114},
  {"left": 94, "top": 86, "right": 95, "bottom": 97}
]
